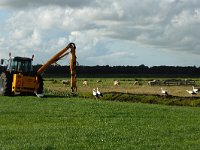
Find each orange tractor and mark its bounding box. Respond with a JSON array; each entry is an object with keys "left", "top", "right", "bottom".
[{"left": 0, "top": 43, "right": 77, "bottom": 96}]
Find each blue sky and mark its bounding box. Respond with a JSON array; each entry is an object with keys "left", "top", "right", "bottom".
[{"left": 0, "top": 0, "right": 200, "bottom": 66}]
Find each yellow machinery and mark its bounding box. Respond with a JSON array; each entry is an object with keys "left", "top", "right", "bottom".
[{"left": 0, "top": 43, "right": 77, "bottom": 96}]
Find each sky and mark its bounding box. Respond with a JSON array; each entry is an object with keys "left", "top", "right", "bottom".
[{"left": 0, "top": 0, "right": 200, "bottom": 66}]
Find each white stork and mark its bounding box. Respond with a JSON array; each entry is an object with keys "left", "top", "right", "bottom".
[
  {"left": 192, "top": 86, "right": 199, "bottom": 93},
  {"left": 97, "top": 87, "right": 103, "bottom": 97},
  {"left": 161, "top": 88, "right": 168, "bottom": 96},
  {"left": 93, "top": 89, "right": 99, "bottom": 99}
]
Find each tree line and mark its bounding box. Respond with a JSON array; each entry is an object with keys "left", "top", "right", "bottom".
[
  {"left": 34, "top": 64, "right": 200, "bottom": 77},
  {"left": 1, "top": 65, "right": 200, "bottom": 77}
]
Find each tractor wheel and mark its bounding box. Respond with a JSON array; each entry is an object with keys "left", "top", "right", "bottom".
[
  {"left": 37, "top": 75, "right": 43, "bottom": 94},
  {"left": 0, "top": 72, "right": 13, "bottom": 96}
]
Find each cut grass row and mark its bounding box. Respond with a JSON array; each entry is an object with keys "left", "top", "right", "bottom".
[
  {"left": 44, "top": 78, "right": 200, "bottom": 107},
  {"left": 44, "top": 77, "right": 200, "bottom": 97},
  {"left": 0, "top": 96, "right": 200, "bottom": 149}
]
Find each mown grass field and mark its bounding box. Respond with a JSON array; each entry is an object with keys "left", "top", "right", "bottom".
[
  {"left": 44, "top": 77, "right": 200, "bottom": 97},
  {"left": 1, "top": 77, "right": 200, "bottom": 149},
  {"left": 44, "top": 77, "right": 200, "bottom": 107},
  {"left": 0, "top": 96, "right": 200, "bottom": 149}
]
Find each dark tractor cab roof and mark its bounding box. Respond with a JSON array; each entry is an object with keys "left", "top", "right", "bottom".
[{"left": 12, "top": 57, "right": 33, "bottom": 61}]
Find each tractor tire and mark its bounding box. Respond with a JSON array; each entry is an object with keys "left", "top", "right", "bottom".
[
  {"left": 37, "top": 75, "right": 43, "bottom": 94},
  {"left": 0, "top": 72, "right": 13, "bottom": 96}
]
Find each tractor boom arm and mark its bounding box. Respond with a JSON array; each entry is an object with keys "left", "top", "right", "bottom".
[{"left": 37, "top": 43, "right": 77, "bottom": 94}]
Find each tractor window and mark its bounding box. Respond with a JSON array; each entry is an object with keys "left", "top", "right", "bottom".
[
  {"left": 17, "top": 60, "right": 32, "bottom": 72},
  {"left": 7, "top": 59, "right": 17, "bottom": 71},
  {"left": 8, "top": 59, "right": 33, "bottom": 72},
  {"left": 11, "top": 60, "right": 17, "bottom": 71}
]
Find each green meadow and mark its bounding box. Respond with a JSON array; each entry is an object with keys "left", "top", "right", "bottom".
[{"left": 0, "top": 96, "right": 200, "bottom": 149}]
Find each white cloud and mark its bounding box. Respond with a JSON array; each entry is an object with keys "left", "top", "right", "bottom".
[
  {"left": 11, "top": 29, "right": 26, "bottom": 39},
  {"left": 0, "top": 0, "right": 200, "bottom": 66}
]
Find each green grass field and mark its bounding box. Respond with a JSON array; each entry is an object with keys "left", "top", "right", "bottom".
[{"left": 1, "top": 96, "right": 200, "bottom": 149}]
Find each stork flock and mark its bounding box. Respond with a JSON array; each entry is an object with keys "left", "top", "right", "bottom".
[
  {"left": 93, "top": 87, "right": 103, "bottom": 99},
  {"left": 161, "top": 86, "right": 199, "bottom": 96},
  {"left": 92, "top": 86, "right": 199, "bottom": 99}
]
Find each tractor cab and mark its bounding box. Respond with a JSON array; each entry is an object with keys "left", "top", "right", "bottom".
[{"left": 6, "top": 57, "right": 33, "bottom": 73}]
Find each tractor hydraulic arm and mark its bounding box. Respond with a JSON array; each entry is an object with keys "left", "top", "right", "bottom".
[{"left": 37, "top": 43, "right": 77, "bottom": 93}]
